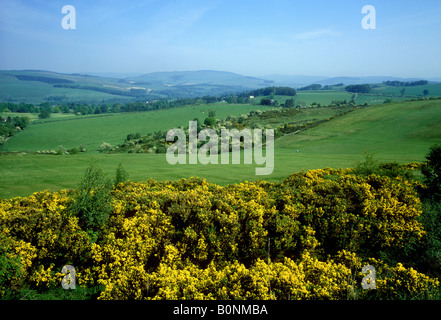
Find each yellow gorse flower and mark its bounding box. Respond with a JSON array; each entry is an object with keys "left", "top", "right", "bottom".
[{"left": 0, "top": 171, "right": 437, "bottom": 299}]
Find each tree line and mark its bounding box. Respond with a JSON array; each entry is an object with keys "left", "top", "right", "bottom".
[
  {"left": 383, "top": 80, "right": 428, "bottom": 87},
  {"left": 238, "top": 86, "right": 297, "bottom": 98},
  {"left": 0, "top": 97, "right": 222, "bottom": 117},
  {"left": 0, "top": 86, "right": 299, "bottom": 118}
]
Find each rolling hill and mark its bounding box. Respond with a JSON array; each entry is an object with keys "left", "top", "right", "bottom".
[
  {"left": 2, "top": 69, "right": 439, "bottom": 105},
  {"left": 0, "top": 70, "right": 274, "bottom": 104},
  {"left": 260, "top": 74, "right": 440, "bottom": 88},
  {"left": 1, "top": 98, "right": 440, "bottom": 198},
  {"left": 276, "top": 98, "right": 441, "bottom": 163}
]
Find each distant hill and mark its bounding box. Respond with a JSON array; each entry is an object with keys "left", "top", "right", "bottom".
[
  {"left": 1, "top": 69, "right": 438, "bottom": 104},
  {"left": 0, "top": 70, "right": 147, "bottom": 104},
  {"left": 123, "top": 70, "right": 274, "bottom": 98},
  {"left": 0, "top": 70, "right": 274, "bottom": 103},
  {"left": 127, "top": 70, "right": 271, "bottom": 86},
  {"left": 260, "top": 74, "right": 438, "bottom": 88}
]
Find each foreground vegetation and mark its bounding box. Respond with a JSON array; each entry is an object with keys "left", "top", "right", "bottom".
[{"left": 1, "top": 145, "right": 441, "bottom": 300}]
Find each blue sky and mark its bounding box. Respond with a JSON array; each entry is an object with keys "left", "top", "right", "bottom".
[{"left": 0, "top": 0, "right": 440, "bottom": 78}]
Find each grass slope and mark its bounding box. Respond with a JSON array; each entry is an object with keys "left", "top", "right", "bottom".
[
  {"left": 277, "top": 99, "right": 441, "bottom": 161},
  {"left": 1, "top": 103, "right": 273, "bottom": 153},
  {"left": 0, "top": 70, "right": 274, "bottom": 103},
  {"left": 0, "top": 71, "right": 139, "bottom": 104}
]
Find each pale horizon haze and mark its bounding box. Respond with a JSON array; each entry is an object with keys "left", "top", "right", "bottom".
[{"left": 0, "top": 0, "right": 440, "bottom": 79}]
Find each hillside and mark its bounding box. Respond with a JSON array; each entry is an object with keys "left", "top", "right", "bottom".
[
  {"left": 276, "top": 98, "right": 441, "bottom": 163},
  {"left": 262, "top": 74, "right": 440, "bottom": 87},
  {"left": 2, "top": 69, "right": 439, "bottom": 106},
  {"left": 127, "top": 70, "right": 273, "bottom": 89},
  {"left": 0, "top": 70, "right": 273, "bottom": 104},
  {"left": 0, "top": 103, "right": 275, "bottom": 153}
]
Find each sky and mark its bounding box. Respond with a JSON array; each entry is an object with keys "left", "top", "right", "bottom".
[{"left": 0, "top": 0, "right": 440, "bottom": 78}]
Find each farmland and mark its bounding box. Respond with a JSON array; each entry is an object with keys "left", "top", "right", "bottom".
[
  {"left": 1, "top": 72, "right": 441, "bottom": 301},
  {"left": 1, "top": 98, "right": 441, "bottom": 198}
]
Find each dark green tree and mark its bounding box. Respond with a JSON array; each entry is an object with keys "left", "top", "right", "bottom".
[
  {"left": 400, "top": 88, "right": 406, "bottom": 97},
  {"left": 421, "top": 144, "right": 441, "bottom": 200},
  {"left": 284, "top": 98, "right": 295, "bottom": 108},
  {"left": 114, "top": 162, "right": 129, "bottom": 185},
  {"left": 204, "top": 116, "right": 216, "bottom": 127},
  {"left": 38, "top": 110, "right": 51, "bottom": 119},
  {"left": 70, "top": 161, "right": 113, "bottom": 236}
]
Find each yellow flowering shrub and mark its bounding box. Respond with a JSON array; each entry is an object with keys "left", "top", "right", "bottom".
[
  {"left": 0, "top": 234, "right": 37, "bottom": 296},
  {"left": 277, "top": 168, "right": 425, "bottom": 258},
  {"left": 0, "top": 170, "right": 439, "bottom": 299},
  {"left": 0, "top": 190, "right": 91, "bottom": 294},
  {"left": 366, "top": 259, "right": 440, "bottom": 299}
]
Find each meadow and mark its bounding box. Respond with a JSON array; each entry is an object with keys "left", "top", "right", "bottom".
[
  {"left": 1, "top": 103, "right": 274, "bottom": 153},
  {"left": 0, "top": 72, "right": 137, "bottom": 104},
  {"left": 1, "top": 98, "right": 440, "bottom": 199},
  {"left": 2, "top": 89, "right": 441, "bottom": 301}
]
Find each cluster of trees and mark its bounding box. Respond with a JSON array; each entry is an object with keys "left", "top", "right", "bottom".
[
  {"left": 0, "top": 97, "right": 224, "bottom": 118},
  {"left": 239, "top": 86, "right": 296, "bottom": 98},
  {"left": 0, "top": 86, "right": 299, "bottom": 118},
  {"left": 298, "top": 84, "right": 322, "bottom": 91},
  {"left": 0, "top": 102, "right": 38, "bottom": 113},
  {"left": 0, "top": 116, "right": 30, "bottom": 144},
  {"left": 298, "top": 83, "right": 344, "bottom": 91},
  {"left": 259, "top": 97, "right": 295, "bottom": 107},
  {"left": 383, "top": 80, "right": 428, "bottom": 87},
  {"left": 345, "top": 84, "right": 371, "bottom": 94}
]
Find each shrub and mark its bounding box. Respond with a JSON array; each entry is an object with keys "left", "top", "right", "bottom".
[
  {"left": 38, "top": 110, "right": 50, "bottom": 119},
  {"left": 98, "top": 142, "right": 112, "bottom": 153},
  {"left": 114, "top": 162, "right": 129, "bottom": 185},
  {"left": 421, "top": 144, "right": 441, "bottom": 200},
  {"left": 354, "top": 153, "right": 413, "bottom": 179},
  {"left": 1, "top": 166, "right": 440, "bottom": 300},
  {"left": 69, "top": 161, "right": 113, "bottom": 235}
]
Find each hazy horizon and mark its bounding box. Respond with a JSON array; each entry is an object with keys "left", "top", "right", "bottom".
[{"left": 1, "top": 0, "right": 440, "bottom": 79}]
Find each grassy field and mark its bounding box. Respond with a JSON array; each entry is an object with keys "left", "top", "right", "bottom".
[
  {"left": 0, "top": 147, "right": 365, "bottom": 199},
  {"left": 0, "top": 72, "right": 138, "bottom": 104},
  {"left": 0, "top": 103, "right": 275, "bottom": 153},
  {"left": 1, "top": 98, "right": 441, "bottom": 198},
  {"left": 371, "top": 83, "right": 441, "bottom": 97},
  {"left": 277, "top": 99, "right": 441, "bottom": 160}
]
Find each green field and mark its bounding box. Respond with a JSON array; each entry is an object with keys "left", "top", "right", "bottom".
[
  {"left": 1, "top": 98, "right": 441, "bottom": 199},
  {"left": 0, "top": 71, "right": 138, "bottom": 104},
  {"left": 277, "top": 99, "right": 441, "bottom": 160},
  {"left": 371, "top": 83, "right": 441, "bottom": 97},
  {"left": 0, "top": 103, "right": 274, "bottom": 153}
]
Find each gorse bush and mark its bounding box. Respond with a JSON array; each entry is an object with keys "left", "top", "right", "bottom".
[
  {"left": 354, "top": 152, "right": 414, "bottom": 180},
  {"left": 1, "top": 165, "right": 439, "bottom": 300}
]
